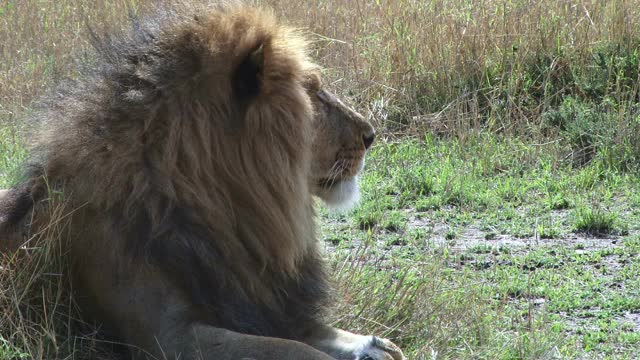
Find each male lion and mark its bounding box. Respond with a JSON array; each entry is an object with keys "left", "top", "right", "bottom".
[{"left": 0, "top": 3, "right": 405, "bottom": 360}]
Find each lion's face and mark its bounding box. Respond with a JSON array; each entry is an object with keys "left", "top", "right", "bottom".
[{"left": 307, "top": 81, "right": 375, "bottom": 209}]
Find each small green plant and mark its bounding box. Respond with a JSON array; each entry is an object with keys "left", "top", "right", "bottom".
[
  {"left": 468, "top": 244, "right": 493, "bottom": 254},
  {"left": 0, "top": 338, "right": 28, "bottom": 359},
  {"left": 397, "top": 167, "right": 435, "bottom": 199},
  {"left": 484, "top": 232, "right": 497, "bottom": 240},
  {"left": 381, "top": 211, "right": 407, "bottom": 232},
  {"left": 0, "top": 127, "right": 26, "bottom": 188},
  {"left": 573, "top": 207, "right": 627, "bottom": 236},
  {"left": 415, "top": 196, "right": 441, "bottom": 211},
  {"left": 355, "top": 211, "right": 381, "bottom": 231},
  {"left": 444, "top": 228, "right": 456, "bottom": 240},
  {"left": 537, "top": 223, "right": 561, "bottom": 239},
  {"left": 549, "top": 194, "right": 571, "bottom": 210}
]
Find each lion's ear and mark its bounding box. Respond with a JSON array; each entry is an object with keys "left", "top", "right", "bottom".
[{"left": 233, "top": 43, "right": 264, "bottom": 100}]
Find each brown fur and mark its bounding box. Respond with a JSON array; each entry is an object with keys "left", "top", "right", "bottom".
[{"left": 0, "top": 3, "right": 404, "bottom": 359}]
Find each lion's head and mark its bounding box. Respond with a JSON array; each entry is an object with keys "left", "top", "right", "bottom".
[{"left": 307, "top": 80, "right": 375, "bottom": 209}]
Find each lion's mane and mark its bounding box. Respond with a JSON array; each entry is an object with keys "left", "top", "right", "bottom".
[{"left": 15, "top": 3, "right": 329, "bottom": 339}]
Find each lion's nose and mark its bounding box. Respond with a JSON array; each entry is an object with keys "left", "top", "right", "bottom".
[{"left": 363, "top": 131, "right": 375, "bottom": 150}]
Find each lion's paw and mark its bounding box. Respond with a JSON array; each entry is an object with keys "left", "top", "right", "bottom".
[{"left": 353, "top": 336, "right": 405, "bottom": 360}]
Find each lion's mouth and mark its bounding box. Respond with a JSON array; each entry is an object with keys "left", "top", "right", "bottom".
[
  {"left": 313, "top": 158, "right": 365, "bottom": 209},
  {"left": 317, "top": 158, "right": 364, "bottom": 189},
  {"left": 317, "top": 176, "right": 348, "bottom": 190}
]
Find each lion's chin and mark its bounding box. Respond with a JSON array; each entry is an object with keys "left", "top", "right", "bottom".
[{"left": 316, "top": 176, "right": 361, "bottom": 211}]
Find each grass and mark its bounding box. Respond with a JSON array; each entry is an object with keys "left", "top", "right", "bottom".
[
  {"left": 266, "top": 0, "right": 640, "bottom": 168},
  {"left": 573, "top": 207, "right": 628, "bottom": 236},
  {"left": 0, "top": 192, "right": 106, "bottom": 359},
  {"left": 2, "top": 0, "right": 640, "bottom": 359},
  {"left": 320, "top": 138, "right": 640, "bottom": 359},
  {"left": 0, "top": 127, "right": 25, "bottom": 188}
]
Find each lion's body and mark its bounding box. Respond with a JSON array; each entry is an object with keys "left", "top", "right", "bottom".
[{"left": 0, "top": 3, "right": 404, "bottom": 360}]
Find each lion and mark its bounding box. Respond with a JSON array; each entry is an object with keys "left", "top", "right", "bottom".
[{"left": 0, "top": 3, "right": 405, "bottom": 360}]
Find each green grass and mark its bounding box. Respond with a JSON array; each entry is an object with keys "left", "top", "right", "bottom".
[
  {"left": 0, "top": 339, "right": 28, "bottom": 360},
  {"left": 319, "top": 137, "right": 640, "bottom": 359},
  {"left": 573, "top": 207, "right": 629, "bottom": 236},
  {"left": 0, "top": 127, "right": 26, "bottom": 188}
]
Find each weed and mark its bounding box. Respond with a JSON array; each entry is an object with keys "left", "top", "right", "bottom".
[
  {"left": 381, "top": 211, "right": 407, "bottom": 232},
  {"left": 415, "top": 196, "right": 441, "bottom": 212},
  {"left": 573, "top": 207, "right": 628, "bottom": 236},
  {"left": 444, "top": 228, "right": 456, "bottom": 241},
  {"left": 537, "top": 220, "right": 562, "bottom": 240},
  {"left": 0, "top": 338, "right": 29, "bottom": 359},
  {"left": 549, "top": 194, "right": 572, "bottom": 210}
]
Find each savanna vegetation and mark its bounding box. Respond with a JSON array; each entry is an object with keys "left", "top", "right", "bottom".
[{"left": 1, "top": 0, "right": 639, "bottom": 359}]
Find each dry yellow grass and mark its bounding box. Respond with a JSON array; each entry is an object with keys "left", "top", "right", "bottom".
[
  {"left": 262, "top": 0, "right": 640, "bottom": 135},
  {"left": 4, "top": 0, "right": 639, "bottom": 136},
  {"left": 0, "top": 1, "right": 151, "bottom": 123}
]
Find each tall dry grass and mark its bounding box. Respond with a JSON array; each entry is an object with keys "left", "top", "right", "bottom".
[
  {"left": 263, "top": 0, "right": 640, "bottom": 139},
  {"left": 0, "top": 1, "right": 156, "bottom": 186},
  {"left": 0, "top": 1, "right": 154, "bottom": 186},
  {"left": 3, "top": 0, "right": 640, "bottom": 136},
  {"left": 0, "top": 191, "right": 119, "bottom": 359},
  {"left": 0, "top": 1, "right": 155, "bottom": 125}
]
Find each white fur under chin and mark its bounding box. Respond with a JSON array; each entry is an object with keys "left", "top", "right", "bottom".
[{"left": 321, "top": 176, "right": 360, "bottom": 211}]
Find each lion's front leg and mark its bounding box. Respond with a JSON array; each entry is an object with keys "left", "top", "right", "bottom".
[
  {"left": 180, "top": 325, "right": 335, "bottom": 360},
  {"left": 305, "top": 326, "right": 405, "bottom": 360}
]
